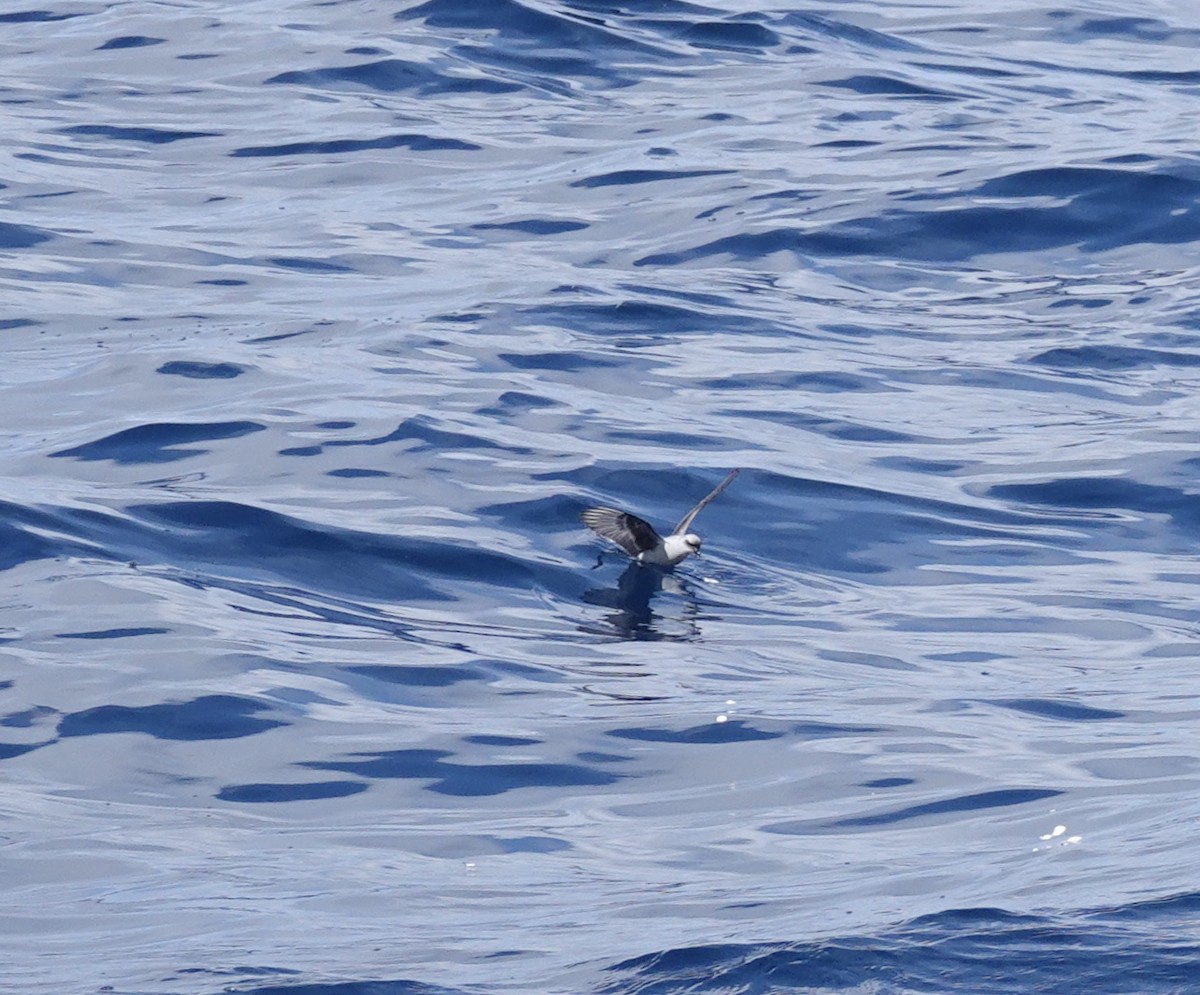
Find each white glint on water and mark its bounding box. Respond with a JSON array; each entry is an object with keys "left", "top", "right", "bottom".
[{"left": 1032, "top": 824, "right": 1082, "bottom": 852}]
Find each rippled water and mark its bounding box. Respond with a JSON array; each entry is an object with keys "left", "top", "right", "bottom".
[{"left": 5, "top": 1, "right": 1200, "bottom": 992}]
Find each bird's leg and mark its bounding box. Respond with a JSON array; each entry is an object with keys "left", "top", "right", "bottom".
[{"left": 591, "top": 551, "right": 607, "bottom": 570}]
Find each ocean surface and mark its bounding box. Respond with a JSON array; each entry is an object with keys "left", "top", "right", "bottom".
[{"left": 4, "top": 1, "right": 1200, "bottom": 992}]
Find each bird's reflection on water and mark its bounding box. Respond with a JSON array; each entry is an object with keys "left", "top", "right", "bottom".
[{"left": 580, "top": 561, "right": 699, "bottom": 640}]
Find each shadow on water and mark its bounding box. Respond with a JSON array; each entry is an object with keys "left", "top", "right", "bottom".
[{"left": 580, "top": 561, "right": 699, "bottom": 641}]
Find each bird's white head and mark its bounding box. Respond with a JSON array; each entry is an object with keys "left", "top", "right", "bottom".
[{"left": 657, "top": 532, "right": 703, "bottom": 566}]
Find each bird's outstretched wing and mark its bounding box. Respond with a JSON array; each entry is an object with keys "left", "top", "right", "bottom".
[
  {"left": 672, "top": 469, "right": 740, "bottom": 536},
  {"left": 581, "top": 507, "right": 662, "bottom": 557}
]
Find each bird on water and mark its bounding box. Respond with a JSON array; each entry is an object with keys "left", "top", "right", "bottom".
[{"left": 580, "top": 469, "right": 740, "bottom": 568}]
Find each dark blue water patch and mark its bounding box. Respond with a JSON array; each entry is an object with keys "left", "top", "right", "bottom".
[
  {"left": 95, "top": 35, "right": 164, "bottom": 50},
  {"left": 926, "top": 651, "right": 1008, "bottom": 664},
  {"left": 168, "top": 966, "right": 304, "bottom": 987},
  {"left": 0, "top": 221, "right": 52, "bottom": 248},
  {"left": 861, "top": 777, "right": 915, "bottom": 789},
  {"left": 608, "top": 720, "right": 785, "bottom": 745},
  {"left": 231, "top": 978, "right": 472, "bottom": 995},
  {"left": 57, "top": 694, "right": 286, "bottom": 741},
  {"left": 820, "top": 649, "right": 920, "bottom": 673},
  {"left": 873, "top": 456, "right": 969, "bottom": 474},
  {"left": 603, "top": 427, "right": 746, "bottom": 451},
  {"left": 640, "top": 164, "right": 1200, "bottom": 267},
  {"left": 241, "top": 328, "right": 313, "bottom": 344},
  {"left": 471, "top": 218, "right": 588, "bottom": 235},
  {"left": 0, "top": 505, "right": 61, "bottom": 571},
  {"left": 389, "top": 417, "right": 531, "bottom": 453},
  {"left": 769, "top": 787, "right": 1064, "bottom": 834},
  {"left": 326, "top": 468, "right": 390, "bottom": 478},
  {"left": 818, "top": 74, "right": 956, "bottom": 99},
  {"left": 992, "top": 698, "right": 1125, "bottom": 722},
  {"left": 231, "top": 133, "right": 481, "bottom": 157},
  {"left": 0, "top": 499, "right": 173, "bottom": 573},
  {"left": 968, "top": 165, "right": 1145, "bottom": 202},
  {"left": 50, "top": 420, "right": 265, "bottom": 464},
  {"left": 157, "top": 360, "right": 246, "bottom": 379},
  {"left": 1029, "top": 344, "right": 1200, "bottom": 370},
  {"left": 59, "top": 124, "right": 220, "bottom": 144},
  {"left": 989, "top": 477, "right": 1200, "bottom": 532},
  {"left": 1077, "top": 15, "right": 1173, "bottom": 40},
  {"left": 428, "top": 308, "right": 490, "bottom": 324},
  {"left": 578, "top": 750, "right": 633, "bottom": 765},
  {"left": 602, "top": 897, "right": 1200, "bottom": 995},
  {"left": 477, "top": 391, "right": 559, "bottom": 416},
  {"left": 0, "top": 740, "right": 46, "bottom": 761},
  {"left": 911, "top": 60, "right": 1025, "bottom": 81},
  {"left": 345, "top": 665, "right": 487, "bottom": 689},
  {"left": 266, "top": 256, "right": 356, "bottom": 273},
  {"left": 721, "top": 408, "right": 918, "bottom": 443},
  {"left": 464, "top": 734, "right": 541, "bottom": 746},
  {"left": 1113, "top": 67, "right": 1200, "bottom": 84},
  {"left": 267, "top": 59, "right": 522, "bottom": 96},
  {"left": 281, "top": 416, "right": 533, "bottom": 457},
  {"left": 300, "top": 747, "right": 622, "bottom": 797},
  {"left": 668, "top": 17, "right": 780, "bottom": 53},
  {"left": 813, "top": 139, "right": 880, "bottom": 150},
  {"left": 494, "top": 835, "right": 571, "bottom": 854},
  {"left": 519, "top": 297, "right": 788, "bottom": 339},
  {"left": 0, "top": 9, "right": 86, "bottom": 22},
  {"left": 112, "top": 499, "right": 557, "bottom": 601},
  {"left": 965, "top": 166, "right": 1200, "bottom": 253},
  {"left": 699, "top": 370, "right": 897, "bottom": 393},
  {"left": 1045, "top": 296, "right": 1111, "bottom": 310},
  {"left": 634, "top": 228, "right": 801, "bottom": 267},
  {"left": 1, "top": 705, "right": 55, "bottom": 729},
  {"left": 893, "top": 366, "right": 1138, "bottom": 407},
  {"left": 570, "top": 168, "right": 733, "bottom": 189},
  {"left": 1104, "top": 890, "right": 1200, "bottom": 921},
  {"left": 746, "top": 186, "right": 823, "bottom": 207},
  {"left": 218, "top": 780, "right": 368, "bottom": 804},
  {"left": 56, "top": 627, "right": 169, "bottom": 640},
  {"left": 500, "top": 351, "right": 620, "bottom": 371}
]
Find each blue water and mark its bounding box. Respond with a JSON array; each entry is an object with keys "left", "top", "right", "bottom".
[{"left": 4, "top": 1, "right": 1200, "bottom": 992}]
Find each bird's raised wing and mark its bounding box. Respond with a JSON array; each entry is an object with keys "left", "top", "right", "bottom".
[
  {"left": 672, "top": 469, "right": 740, "bottom": 536},
  {"left": 581, "top": 506, "right": 662, "bottom": 557}
]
